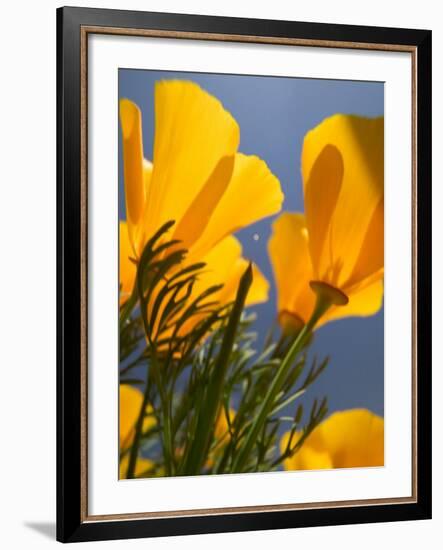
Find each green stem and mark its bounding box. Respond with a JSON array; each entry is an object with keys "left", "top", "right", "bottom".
[
  {"left": 230, "top": 288, "right": 334, "bottom": 473},
  {"left": 179, "top": 264, "right": 253, "bottom": 476},
  {"left": 150, "top": 348, "right": 175, "bottom": 476},
  {"left": 126, "top": 367, "right": 151, "bottom": 479}
]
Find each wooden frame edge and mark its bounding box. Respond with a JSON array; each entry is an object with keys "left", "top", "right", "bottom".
[{"left": 79, "top": 25, "right": 419, "bottom": 523}]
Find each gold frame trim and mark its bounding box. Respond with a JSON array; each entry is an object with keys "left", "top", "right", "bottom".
[{"left": 79, "top": 26, "right": 418, "bottom": 523}]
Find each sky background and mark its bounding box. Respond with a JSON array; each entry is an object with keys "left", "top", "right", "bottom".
[{"left": 118, "top": 68, "right": 384, "bottom": 422}]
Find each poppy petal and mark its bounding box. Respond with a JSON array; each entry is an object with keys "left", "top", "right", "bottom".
[
  {"left": 192, "top": 153, "right": 283, "bottom": 258},
  {"left": 119, "top": 384, "right": 143, "bottom": 450},
  {"left": 120, "top": 99, "right": 146, "bottom": 252},
  {"left": 302, "top": 114, "right": 384, "bottom": 287},
  {"left": 173, "top": 156, "right": 234, "bottom": 250},
  {"left": 303, "top": 144, "right": 343, "bottom": 280},
  {"left": 268, "top": 212, "right": 315, "bottom": 324},
  {"left": 119, "top": 221, "right": 137, "bottom": 305},
  {"left": 282, "top": 409, "right": 384, "bottom": 471},
  {"left": 318, "top": 409, "right": 384, "bottom": 468},
  {"left": 145, "top": 80, "right": 240, "bottom": 237},
  {"left": 320, "top": 279, "right": 384, "bottom": 326}
]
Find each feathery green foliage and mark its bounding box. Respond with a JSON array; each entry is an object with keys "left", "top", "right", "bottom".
[{"left": 119, "top": 221, "right": 329, "bottom": 478}]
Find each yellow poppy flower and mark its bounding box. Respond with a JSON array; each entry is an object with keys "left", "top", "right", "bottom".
[
  {"left": 302, "top": 115, "right": 384, "bottom": 303},
  {"left": 268, "top": 213, "right": 384, "bottom": 330},
  {"left": 268, "top": 114, "right": 384, "bottom": 330},
  {"left": 119, "top": 384, "right": 156, "bottom": 478},
  {"left": 119, "top": 80, "right": 283, "bottom": 312},
  {"left": 281, "top": 409, "right": 384, "bottom": 470}
]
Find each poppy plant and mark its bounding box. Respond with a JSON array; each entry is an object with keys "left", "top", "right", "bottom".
[
  {"left": 119, "top": 80, "right": 283, "bottom": 316},
  {"left": 118, "top": 77, "right": 385, "bottom": 478},
  {"left": 269, "top": 114, "right": 384, "bottom": 331}
]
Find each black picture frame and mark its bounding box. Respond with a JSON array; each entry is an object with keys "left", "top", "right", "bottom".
[{"left": 57, "top": 6, "right": 432, "bottom": 543}]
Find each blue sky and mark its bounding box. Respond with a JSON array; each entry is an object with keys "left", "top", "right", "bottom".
[{"left": 119, "top": 69, "right": 384, "bottom": 419}]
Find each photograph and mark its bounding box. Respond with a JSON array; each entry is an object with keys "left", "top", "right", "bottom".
[
  {"left": 53, "top": 6, "right": 431, "bottom": 543},
  {"left": 118, "top": 69, "right": 385, "bottom": 480}
]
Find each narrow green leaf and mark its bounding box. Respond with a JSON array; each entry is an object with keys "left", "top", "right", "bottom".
[{"left": 179, "top": 264, "right": 253, "bottom": 475}]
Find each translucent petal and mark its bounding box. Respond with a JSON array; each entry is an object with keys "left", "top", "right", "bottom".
[
  {"left": 320, "top": 279, "right": 384, "bottom": 327},
  {"left": 119, "top": 99, "right": 146, "bottom": 252},
  {"left": 268, "top": 212, "right": 315, "bottom": 324},
  {"left": 304, "top": 144, "right": 343, "bottom": 279},
  {"left": 119, "top": 384, "right": 143, "bottom": 450},
  {"left": 119, "top": 221, "right": 137, "bottom": 306},
  {"left": 144, "top": 80, "right": 240, "bottom": 237},
  {"left": 302, "top": 115, "right": 384, "bottom": 287},
  {"left": 191, "top": 153, "right": 283, "bottom": 258},
  {"left": 282, "top": 409, "right": 384, "bottom": 471},
  {"left": 172, "top": 156, "right": 234, "bottom": 250}
]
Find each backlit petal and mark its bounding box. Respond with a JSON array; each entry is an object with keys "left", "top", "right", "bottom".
[
  {"left": 268, "top": 212, "right": 315, "bottom": 324},
  {"left": 119, "top": 221, "right": 137, "bottom": 306},
  {"left": 119, "top": 384, "right": 156, "bottom": 454},
  {"left": 177, "top": 236, "right": 269, "bottom": 337},
  {"left": 318, "top": 409, "right": 384, "bottom": 468},
  {"left": 220, "top": 257, "right": 269, "bottom": 306},
  {"left": 304, "top": 144, "right": 343, "bottom": 280},
  {"left": 302, "top": 115, "right": 384, "bottom": 287},
  {"left": 281, "top": 431, "right": 333, "bottom": 470},
  {"left": 192, "top": 153, "right": 283, "bottom": 258},
  {"left": 193, "top": 236, "right": 269, "bottom": 307},
  {"left": 173, "top": 156, "right": 235, "bottom": 250},
  {"left": 120, "top": 99, "right": 146, "bottom": 253},
  {"left": 143, "top": 158, "right": 153, "bottom": 195},
  {"left": 119, "top": 384, "right": 143, "bottom": 450},
  {"left": 320, "top": 279, "right": 384, "bottom": 327},
  {"left": 344, "top": 198, "right": 384, "bottom": 290},
  {"left": 144, "top": 80, "right": 240, "bottom": 237},
  {"left": 282, "top": 409, "right": 384, "bottom": 471}
]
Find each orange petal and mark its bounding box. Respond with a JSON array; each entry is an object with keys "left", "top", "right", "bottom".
[
  {"left": 119, "top": 221, "right": 137, "bottom": 305},
  {"left": 172, "top": 156, "right": 234, "bottom": 250},
  {"left": 302, "top": 115, "right": 384, "bottom": 287},
  {"left": 144, "top": 80, "right": 240, "bottom": 238},
  {"left": 119, "top": 384, "right": 143, "bottom": 450},
  {"left": 344, "top": 198, "right": 384, "bottom": 290},
  {"left": 120, "top": 99, "right": 146, "bottom": 253},
  {"left": 177, "top": 236, "right": 269, "bottom": 338},
  {"left": 320, "top": 279, "right": 384, "bottom": 327},
  {"left": 318, "top": 409, "right": 384, "bottom": 468},
  {"left": 303, "top": 144, "right": 343, "bottom": 280},
  {"left": 282, "top": 409, "right": 384, "bottom": 471},
  {"left": 268, "top": 212, "right": 315, "bottom": 324},
  {"left": 192, "top": 153, "right": 283, "bottom": 258}
]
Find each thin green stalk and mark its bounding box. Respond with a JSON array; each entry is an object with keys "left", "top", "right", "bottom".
[
  {"left": 230, "top": 288, "right": 334, "bottom": 473},
  {"left": 125, "top": 368, "right": 151, "bottom": 479},
  {"left": 150, "top": 350, "right": 175, "bottom": 476},
  {"left": 179, "top": 264, "right": 253, "bottom": 476}
]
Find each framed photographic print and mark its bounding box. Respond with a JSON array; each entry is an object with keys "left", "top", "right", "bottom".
[{"left": 56, "top": 6, "right": 432, "bottom": 543}]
